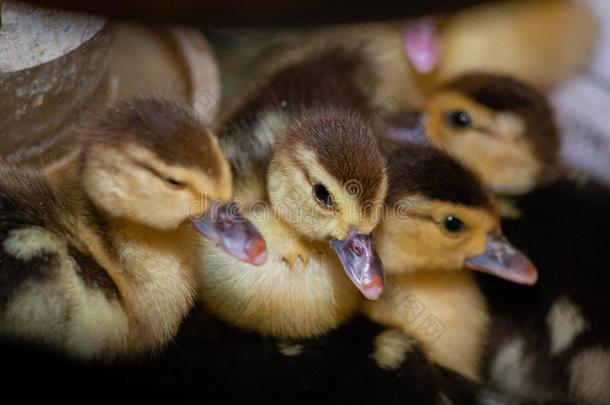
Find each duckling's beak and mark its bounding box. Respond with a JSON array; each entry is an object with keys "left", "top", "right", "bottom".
[
  {"left": 193, "top": 202, "right": 267, "bottom": 266},
  {"left": 385, "top": 111, "right": 430, "bottom": 145},
  {"left": 465, "top": 235, "right": 537, "bottom": 285},
  {"left": 331, "top": 228, "right": 385, "bottom": 300}
]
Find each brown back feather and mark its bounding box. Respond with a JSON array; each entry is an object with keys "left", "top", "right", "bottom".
[{"left": 216, "top": 46, "right": 376, "bottom": 183}]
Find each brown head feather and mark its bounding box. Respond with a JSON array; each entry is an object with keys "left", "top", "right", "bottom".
[
  {"left": 82, "top": 98, "right": 225, "bottom": 177},
  {"left": 440, "top": 73, "right": 560, "bottom": 178},
  {"left": 278, "top": 108, "right": 386, "bottom": 211},
  {"left": 384, "top": 141, "right": 493, "bottom": 209}
]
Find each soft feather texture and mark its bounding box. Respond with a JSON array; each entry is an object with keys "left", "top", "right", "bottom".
[
  {"left": 83, "top": 98, "right": 226, "bottom": 175},
  {"left": 368, "top": 141, "right": 498, "bottom": 381},
  {"left": 383, "top": 140, "right": 493, "bottom": 208},
  {"left": 480, "top": 179, "right": 610, "bottom": 404},
  {"left": 0, "top": 307, "right": 483, "bottom": 404},
  {"left": 437, "top": 73, "right": 560, "bottom": 183},
  {"left": 216, "top": 45, "right": 380, "bottom": 185},
  {"left": 0, "top": 98, "right": 231, "bottom": 359},
  {"left": 201, "top": 45, "right": 388, "bottom": 339}
]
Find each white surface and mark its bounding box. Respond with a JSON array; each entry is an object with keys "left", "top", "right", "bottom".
[
  {"left": 0, "top": 1, "right": 105, "bottom": 72},
  {"left": 553, "top": 0, "right": 610, "bottom": 182}
]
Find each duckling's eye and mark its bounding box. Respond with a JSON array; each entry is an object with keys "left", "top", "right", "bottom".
[
  {"left": 165, "top": 177, "right": 186, "bottom": 189},
  {"left": 313, "top": 183, "right": 334, "bottom": 208},
  {"left": 442, "top": 215, "right": 466, "bottom": 233},
  {"left": 446, "top": 111, "right": 472, "bottom": 128}
]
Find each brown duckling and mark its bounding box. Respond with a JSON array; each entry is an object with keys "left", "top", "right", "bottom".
[
  {"left": 200, "top": 46, "right": 388, "bottom": 340},
  {"left": 0, "top": 98, "right": 265, "bottom": 359}
]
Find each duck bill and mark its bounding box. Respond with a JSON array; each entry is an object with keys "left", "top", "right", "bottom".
[
  {"left": 465, "top": 235, "right": 537, "bottom": 285},
  {"left": 331, "top": 229, "right": 385, "bottom": 300},
  {"left": 385, "top": 111, "right": 430, "bottom": 145},
  {"left": 193, "top": 202, "right": 267, "bottom": 266}
]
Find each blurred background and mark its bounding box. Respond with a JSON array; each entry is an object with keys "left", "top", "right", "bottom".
[{"left": 1, "top": 0, "right": 608, "bottom": 180}]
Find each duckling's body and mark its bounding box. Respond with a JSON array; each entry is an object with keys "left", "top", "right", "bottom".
[
  {"left": 202, "top": 46, "right": 388, "bottom": 339},
  {"left": 0, "top": 99, "right": 263, "bottom": 359},
  {"left": 0, "top": 160, "right": 201, "bottom": 359},
  {"left": 200, "top": 212, "right": 360, "bottom": 338},
  {"left": 480, "top": 178, "right": 610, "bottom": 405},
  {"left": 1, "top": 167, "right": 134, "bottom": 357},
  {"left": 365, "top": 271, "right": 488, "bottom": 381}
]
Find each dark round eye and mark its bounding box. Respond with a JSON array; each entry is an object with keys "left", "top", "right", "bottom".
[
  {"left": 313, "top": 183, "right": 334, "bottom": 208},
  {"left": 442, "top": 215, "right": 466, "bottom": 233},
  {"left": 446, "top": 111, "right": 472, "bottom": 128},
  {"left": 165, "top": 177, "right": 186, "bottom": 189}
]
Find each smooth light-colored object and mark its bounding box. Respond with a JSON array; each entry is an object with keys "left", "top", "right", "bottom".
[
  {"left": 0, "top": 1, "right": 105, "bottom": 72},
  {"left": 108, "top": 24, "right": 221, "bottom": 124},
  {"left": 553, "top": 0, "right": 610, "bottom": 184},
  {"left": 0, "top": 1, "right": 110, "bottom": 164}
]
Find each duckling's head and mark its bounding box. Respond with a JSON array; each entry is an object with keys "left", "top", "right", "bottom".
[
  {"left": 80, "top": 98, "right": 266, "bottom": 265},
  {"left": 423, "top": 73, "right": 559, "bottom": 194},
  {"left": 267, "top": 108, "right": 388, "bottom": 299},
  {"left": 377, "top": 142, "right": 537, "bottom": 285}
]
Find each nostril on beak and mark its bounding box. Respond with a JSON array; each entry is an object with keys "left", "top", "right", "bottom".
[{"left": 350, "top": 241, "right": 365, "bottom": 256}]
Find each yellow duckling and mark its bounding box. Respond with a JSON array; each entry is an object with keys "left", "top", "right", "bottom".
[
  {"left": 200, "top": 46, "right": 388, "bottom": 340},
  {"left": 410, "top": 73, "right": 610, "bottom": 404},
  {"left": 421, "top": 72, "right": 561, "bottom": 195},
  {"left": 0, "top": 98, "right": 265, "bottom": 360},
  {"left": 364, "top": 141, "right": 536, "bottom": 381}
]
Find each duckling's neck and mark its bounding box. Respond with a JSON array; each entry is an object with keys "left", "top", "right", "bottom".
[
  {"left": 63, "top": 168, "right": 201, "bottom": 351},
  {"left": 363, "top": 270, "right": 489, "bottom": 381},
  {"left": 89, "top": 211, "right": 200, "bottom": 350}
]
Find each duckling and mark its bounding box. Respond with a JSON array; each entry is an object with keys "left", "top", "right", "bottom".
[
  {"left": 128, "top": 129, "right": 516, "bottom": 403},
  {"left": 363, "top": 140, "right": 537, "bottom": 382},
  {"left": 0, "top": 98, "right": 266, "bottom": 359},
  {"left": 302, "top": 0, "right": 598, "bottom": 113},
  {"left": 479, "top": 178, "right": 610, "bottom": 405},
  {"left": 393, "top": 72, "right": 610, "bottom": 404},
  {"left": 402, "top": 0, "right": 599, "bottom": 96},
  {"left": 199, "top": 46, "right": 388, "bottom": 340},
  {"left": 421, "top": 72, "right": 561, "bottom": 195}
]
